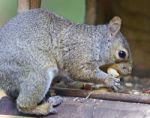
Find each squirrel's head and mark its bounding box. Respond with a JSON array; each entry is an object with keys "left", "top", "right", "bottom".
[{"left": 99, "top": 16, "right": 132, "bottom": 76}]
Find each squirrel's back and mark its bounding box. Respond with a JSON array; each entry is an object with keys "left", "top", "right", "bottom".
[
  {"left": 0, "top": 9, "right": 73, "bottom": 66},
  {"left": 0, "top": 9, "right": 73, "bottom": 91},
  {"left": 0, "top": 9, "right": 72, "bottom": 47}
]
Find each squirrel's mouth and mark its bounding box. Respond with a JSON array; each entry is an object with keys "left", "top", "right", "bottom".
[{"left": 99, "top": 62, "right": 132, "bottom": 77}]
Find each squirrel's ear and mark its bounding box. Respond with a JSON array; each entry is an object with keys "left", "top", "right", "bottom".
[{"left": 108, "top": 16, "right": 122, "bottom": 36}]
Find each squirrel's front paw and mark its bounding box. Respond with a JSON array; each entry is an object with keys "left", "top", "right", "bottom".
[{"left": 104, "top": 77, "right": 123, "bottom": 91}]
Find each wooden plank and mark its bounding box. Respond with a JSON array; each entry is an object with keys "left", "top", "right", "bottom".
[
  {"left": 54, "top": 87, "right": 150, "bottom": 104},
  {"left": 85, "top": 0, "right": 97, "bottom": 25},
  {"left": 1, "top": 96, "right": 150, "bottom": 118},
  {"left": 43, "top": 97, "right": 150, "bottom": 118},
  {"left": 0, "top": 115, "right": 32, "bottom": 118},
  {"left": 30, "top": 0, "right": 41, "bottom": 9},
  {"left": 17, "top": 0, "right": 30, "bottom": 14},
  {"left": 17, "top": 0, "right": 41, "bottom": 14}
]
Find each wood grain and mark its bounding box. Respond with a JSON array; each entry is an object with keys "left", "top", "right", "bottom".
[
  {"left": 54, "top": 87, "right": 150, "bottom": 104},
  {"left": 17, "top": 0, "right": 41, "bottom": 14},
  {"left": 17, "top": 0, "right": 29, "bottom": 14},
  {"left": 30, "top": 0, "right": 41, "bottom": 9}
]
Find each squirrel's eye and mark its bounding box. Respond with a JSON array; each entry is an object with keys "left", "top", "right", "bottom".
[{"left": 118, "top": 50, "right": 126, "bottom": 59}]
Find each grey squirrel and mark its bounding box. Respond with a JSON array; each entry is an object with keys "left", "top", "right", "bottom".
[{"left": 0, "top": 9, "right": 132, "bottom": 115}]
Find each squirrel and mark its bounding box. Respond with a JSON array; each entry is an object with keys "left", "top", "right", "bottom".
[{"left": 0, "top": 9, "right": 132, "bottom": 115}]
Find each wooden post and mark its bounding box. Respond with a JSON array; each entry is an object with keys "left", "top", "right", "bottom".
[
  {"left": 85, "top": 0, "right": 97, "bottom": 25},
  {"left": 17, "top": 0, "right": 30, "bottom": 14},
  {"left": 17, "top": 0, "right": 41, "bottom": 14},
  {"left": 30, "top": 0, "right": 41, "bottom": 9},
  {"left": 85, "top": 0, "right": 113, "bottom": 25},
  {"left": 54, "top": 87, "right": 150, "bottom": 104},
  {"left": 95, "top": 0, "right": 113, "bottom": 24}
]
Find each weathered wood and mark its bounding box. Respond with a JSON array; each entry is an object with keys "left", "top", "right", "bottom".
[
  {"left": 54, "top": 87, "right": 150, "bottom": 104},
  {"left": 17, "top": 0, "right": 29, "bottom": 14},
  {"left": 0, "top": 115, "right": 31, "bottom": 118},
  {"left": 85, "top": 0, "right": 113, "bottom": 24},
  {"left": 96, "top": 0, "right": 113, "bottom": 24},
  {"left": 17, "top": 0, "right": 41, "bottom": 14},
  {"left": 1, "top": 96, "right": 150, "bottom": 118},
  {"left": 85, "top": 0, "right": 97, "bottom": 25},
  {"left": 29, "top": 0, "right": 41, "bottom": 9}
]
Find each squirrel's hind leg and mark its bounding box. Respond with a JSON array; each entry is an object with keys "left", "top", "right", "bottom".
[
  {"left": 17, "top": 96, "right": 63, "bottom": 115},
  {"left": 16, "top": 68, "right": 62, "bottom": 115}
]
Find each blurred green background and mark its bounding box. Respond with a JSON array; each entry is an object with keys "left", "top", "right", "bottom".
[{"left": 0, "top": 0, "right": 85, "bottom": 26}]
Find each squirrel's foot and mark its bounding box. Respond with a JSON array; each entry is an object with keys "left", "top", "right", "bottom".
[
  {"left": 46, "top": 96, "right": 63, "bottom": 114},
  {"left": 48, "top": 96, "right": 63, "bottom": 107},
  {"left": 17, "top": 96, "right": 63, "bottom": 115}
]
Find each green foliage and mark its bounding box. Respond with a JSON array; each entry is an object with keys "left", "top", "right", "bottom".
[
  {"left": 42, "top": 0, "right": 85, "bottom": 23},
  {"left": 0, "top": 0, "right": 17, "bottom": 26},
  {"left": 0, "top": 0, "right": 85, "bottom": 26}
]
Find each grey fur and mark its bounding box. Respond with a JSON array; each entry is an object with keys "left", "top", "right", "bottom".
[{"left": 0, "top": 9, "right": 132, "bottom": 115}]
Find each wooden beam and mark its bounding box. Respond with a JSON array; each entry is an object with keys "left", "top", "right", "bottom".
[
  {"left": 0, "top": 115, "right": 32, "bottom": 118},
  {"left": 85, "top": 0, "right": 97, "bottom": 25},
  {"left": 96, "top": 0, "right": 113, "bottom": 24},
  {"left": 54, "top": 87, "right": 150, "bottom": 104},
  {"left": 17, "top": 0, "right": 41, "bottom": 14},
  {"left": 85, "top": 0, "right": 113, "bottom": 25},
  {"left": 30, "top": 0, "right": 41, "bottom": 9},
  {"left": 17, "top": 0, "right": 30, "bottom": 14}
]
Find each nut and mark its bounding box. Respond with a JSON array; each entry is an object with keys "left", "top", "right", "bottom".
[{"left": 107, "top": 68, "right": 119, "bottom": 78}]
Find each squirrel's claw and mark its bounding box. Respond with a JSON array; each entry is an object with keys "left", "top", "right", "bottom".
[
  {"left": 48, "top": 96, "right": 63, "bottom": 107},
  {"left": 104, "top": 77, "right": 123, "bottom": 92}
]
